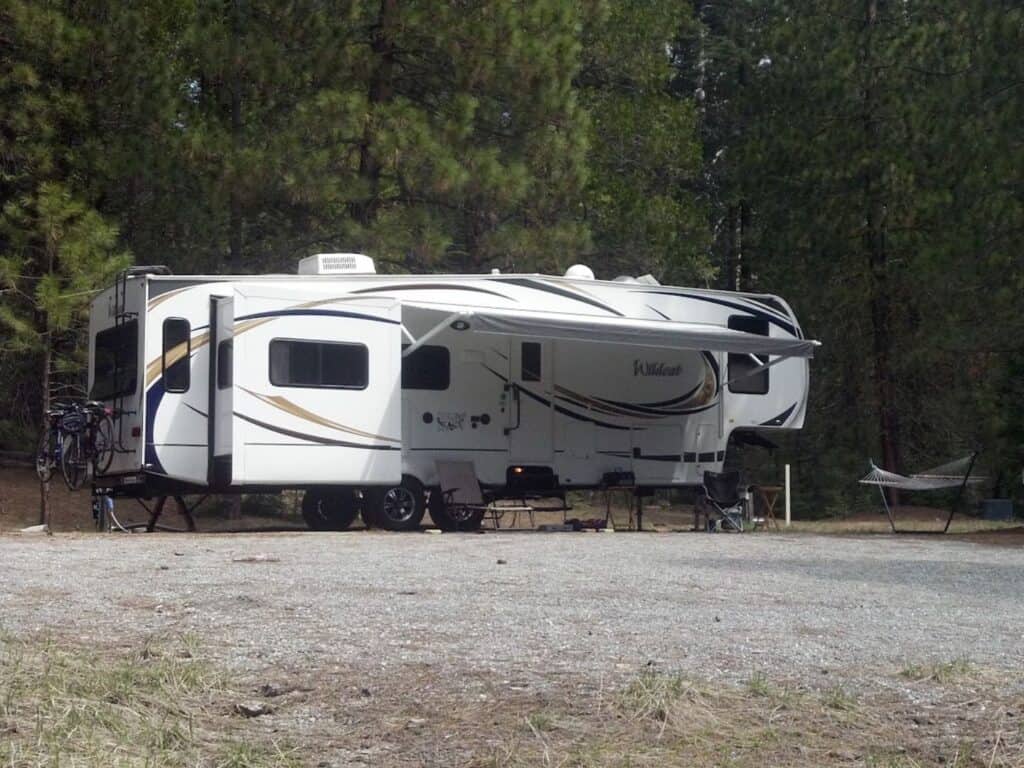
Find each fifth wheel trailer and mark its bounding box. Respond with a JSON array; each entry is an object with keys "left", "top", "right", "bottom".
[{"left": 88, "top": 254, "right": 819, "bottom": 530}]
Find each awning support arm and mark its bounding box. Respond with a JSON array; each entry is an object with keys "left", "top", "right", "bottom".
[
  {"left": 402, "top": 311, "right": 467, "bottom": 357},
  {"left": 724, "top": 354, "right": 795, "bottom": 387}
]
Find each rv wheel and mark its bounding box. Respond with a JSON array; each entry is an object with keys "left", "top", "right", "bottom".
[
  {"left": 427, "top": 487, "right": 484, "bottom": 532},
  {"left": 301, "top": 489, "right": 360, "bottom": 531},
  {"left": 364, "top": 476, "right": 427, "bottom": 532}
]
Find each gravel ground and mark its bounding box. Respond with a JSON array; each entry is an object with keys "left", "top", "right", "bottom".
[{"left": 3, "top": 530, "right": 1023, "bottom": 696}]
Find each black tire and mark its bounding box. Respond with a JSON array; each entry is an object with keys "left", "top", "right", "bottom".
[
  {"left": 301, "top": 488, "right": 360, "bottom": 531},
  {"left": 61, "top": 434, "right": 89, "bottom": 491},
  {"left": 427, "top": 486, "right": 484, "bottom": 532},
  {"left": 92, "top": 414, "right": 114, "bottom": 475},
  {"left": 364, "top": 475, "right": 427, "bottom": 532},
  {"left": 360, "top": 499, "right": 376, "bottom": 529},
  {"left": 35, "top": 430, "right": 54, "bottom": 483}
]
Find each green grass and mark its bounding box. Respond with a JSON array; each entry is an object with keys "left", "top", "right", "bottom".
[
  {"left": 524, "top": 709, "right": 558, "bottom": 733},
  {"left": 900, "top": 658, "right": 976, "bottom": 684},
  {"left": 824, "top": 685, "right": 859, "bottom": 712},
  {"left": 0, "top": 632, "right": 300, "bottom": 767},
  {"left": 745, "top": 670, "right": 772, "bottom": 697}
]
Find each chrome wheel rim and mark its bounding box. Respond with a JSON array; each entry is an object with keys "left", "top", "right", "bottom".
[{"left": 382, "top": 487, "right": 416, "bottom": 523}]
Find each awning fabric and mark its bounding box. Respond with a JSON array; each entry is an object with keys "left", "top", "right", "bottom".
[{"left": 403, "top": 303, "right": 820, "bottom": 358}]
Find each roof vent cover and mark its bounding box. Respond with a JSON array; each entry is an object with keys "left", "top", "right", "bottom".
[
  {"left": 298, "top": 253, "right": 376, "bottom": 275},
  {"left": 564, "top": 264, "right": 595, "bottom": 280}
]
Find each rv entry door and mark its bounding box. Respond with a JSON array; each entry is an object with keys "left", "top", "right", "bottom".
[
  {"left": 507, "top": 340, "right": 554, "bottom": 464},
  {"left": 209, "top": 295, "right": 234, "bottom": 488}
]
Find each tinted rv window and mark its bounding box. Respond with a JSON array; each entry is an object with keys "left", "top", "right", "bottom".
[
  {"left": 217, "top": 340, "right": 233, "bottom": 390},
  {"left": 162, "top": 318, "right": 191, "bottom": 393},
  {"left": 91, "top": 320, "right": 139, "bottom": 400},
  {"left": 401, "top": 345, "right": 450, "bottom": 390},
  {"left": 269, "top": 339, "right": 368, "bottom": 389},
  {"left": 521, "top": 342, "right": 541, "bottom": 382},
  {"left": 728, "top": 315, "right": 770, "bottom": 395}
]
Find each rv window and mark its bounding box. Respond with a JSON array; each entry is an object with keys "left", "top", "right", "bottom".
[
  {"left": 727, "top": 315, "right": 770, "bottom": 395},
  {"left": 521, "top": 342, "right": 541, "bottom": 382},
  {"left": 217, "top": 340, "right": 233, "bottom": 390},
  {"left": 162, "top": 318, "right": 191, "bottom": 393},
  {"left": 269, "top": 339, "right": 368, "bottom": 389},
  {"left": 91, "top": 320, "right": 139, "bottom": 400},
  {"left": 401, "top": 345, "right": 450, "bottom": 390}
]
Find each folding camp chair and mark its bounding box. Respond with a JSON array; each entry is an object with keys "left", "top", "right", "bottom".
[
  {"left": 695, "top": 470, "right": 747, "bottom": 532},
  {"left": 436, "top": 461, "right": 533, "bottom": 530}
]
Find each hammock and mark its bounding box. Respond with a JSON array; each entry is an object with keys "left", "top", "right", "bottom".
[{"left": 859, "top": 452, "right": 983, "bottom": 533}]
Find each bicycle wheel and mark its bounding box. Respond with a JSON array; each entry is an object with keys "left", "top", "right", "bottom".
[
  {"left": 92, "top": 414, "right": 114, "bottom": 475},
  {"left": 61, "top": 434, "right": 90, "bottom": 491},
  {"left": 35, "top": 430, "right": 54, "bottom": 483}
]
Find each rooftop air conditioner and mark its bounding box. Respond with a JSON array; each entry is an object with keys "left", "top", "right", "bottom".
[{"left": 297, "top": 253, "right": 376, "bottom": 275}]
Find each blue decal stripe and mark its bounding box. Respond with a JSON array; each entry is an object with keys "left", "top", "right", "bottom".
[
  {"left": 760, "top": 403, "right": 797, "bottom": 427},
  {"left": 482, "top": 366, "right": 632, "bottom": 431},
  {"left": 632, "top": 290, "right": 798, "bottom": 336},
  {"left": 144, "top": 381, "right": 167, "bottom": 474},
  {"left": 503, "top": 278, "right": 625, "bottom": 317},
  {"left": 235, "top": 308, "right": 400, "bottom": 325},
  {"left": 351, "top": 283, "right": 514, "bottom": 300}
]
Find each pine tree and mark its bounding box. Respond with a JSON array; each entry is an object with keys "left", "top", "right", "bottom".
[
  {"left": 0, "top": 1, "right": 131, "bottom": 522},
  {"left": 157, "top": 0, "right": 592, "bottom": 275},
  {"left": 719, "top": 0, "right": 1024, "bottom": 510},
  {"left": 577, "top": 1, "right": 709, "bottom": 282}
]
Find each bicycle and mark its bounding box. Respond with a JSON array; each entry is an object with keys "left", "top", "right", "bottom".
[
  {"left": 35, "top": 403, "right": 72, "bottom": 484},
  {"left": 36, "top": 401, "right": 115, "bottom": 490},
  {"left": 60, "top": 401, "right": 115, "bottom": 491}
]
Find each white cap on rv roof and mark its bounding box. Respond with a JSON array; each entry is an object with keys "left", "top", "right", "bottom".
[
  {"left": 297, "top": 253, "right": 376, "bottom": 275},
  {"left": 564, "top": 264, "right": 595, "bottom": 280}
]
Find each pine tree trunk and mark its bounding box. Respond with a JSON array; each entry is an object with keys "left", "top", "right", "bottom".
[
  {"left": 739, "top": 201, "right": 751, "bottom": 288},
  {"left": 863, "top": 0, "right": 901, "bottom": 505},
  {"left": 724, "top": 204, "right": 737, "bottom": 290},
  {"left": 355, "top": 0, "right": 397, "bottom": 227},
  {"left": 228, "top": 0, "right": 244, "bottom": 268},
  {"left": 39, "top": 338, "right": 51, "bottom": 529}
]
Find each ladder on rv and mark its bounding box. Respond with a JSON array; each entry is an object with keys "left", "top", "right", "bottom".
[{"left": 108, "top": 266, "right": 172, "bottom": 451}]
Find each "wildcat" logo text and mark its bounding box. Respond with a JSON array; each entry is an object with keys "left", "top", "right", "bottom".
[{"left": 633, "top": 360, "right": 682, "bottom": 377}]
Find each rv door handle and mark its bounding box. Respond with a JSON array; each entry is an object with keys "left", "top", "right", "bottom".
[{"left": 504, "top": 384, "right": 522, "bottom": 435}]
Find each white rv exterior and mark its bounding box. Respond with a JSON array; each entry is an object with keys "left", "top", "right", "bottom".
[{"left": 88, "top": 257, "right": 818, "bottom": 529}]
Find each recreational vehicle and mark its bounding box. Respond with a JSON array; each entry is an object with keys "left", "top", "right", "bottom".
[{"left": 87, "top": 255, "right": 819, "bottom": 530}]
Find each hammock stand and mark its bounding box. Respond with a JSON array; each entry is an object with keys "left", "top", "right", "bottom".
[{"left": 858, "top": 452, "right": 982, "bottom": 534}]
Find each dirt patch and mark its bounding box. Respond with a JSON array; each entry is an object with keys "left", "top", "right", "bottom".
[
  {"left": 949, "top": 526, "right": 1024, "bottom": 548},
  {"left": 0, "top": 466, "right": 92, "bottom": 531},
  {"left": 3, "top": 631, "right": 1021, "bottom": 767},
  {"left": 3, "top": 464, "right": 1018, "bottom": 545}
]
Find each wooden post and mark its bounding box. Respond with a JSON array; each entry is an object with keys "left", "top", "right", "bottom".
[{"left": 784, "top": 464, "right": 791, "bottom": 527}]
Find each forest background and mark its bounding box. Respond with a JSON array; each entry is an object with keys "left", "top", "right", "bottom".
[{"left": 2, "top": 0, "right": 1021, "bottom": 514}]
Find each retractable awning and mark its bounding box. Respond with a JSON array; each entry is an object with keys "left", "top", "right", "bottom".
[{"left": 401, "top": 302, "right": 820, "bottom": 359}]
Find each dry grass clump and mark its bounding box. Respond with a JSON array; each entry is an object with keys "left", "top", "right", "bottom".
[
  {"left": 486, "top": 668, "right": 1024, "bottom": 768},
  {"left": 783, "top": 512, "right": 1019, "bottom": 536},
  {"left": 0, "top": 632, "right": 299, "bottom": 767}
]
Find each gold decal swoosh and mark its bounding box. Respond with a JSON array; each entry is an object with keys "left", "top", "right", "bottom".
[
  {"left": 240, "top": 387, "right": 399, "bottom": 444},
  {"left": 145, "top": 318, "right": 271, "bottom": 388},
  {"left": 147, "top": 286, "right": 191, "bottom": 309}
]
